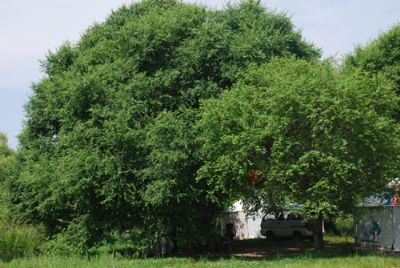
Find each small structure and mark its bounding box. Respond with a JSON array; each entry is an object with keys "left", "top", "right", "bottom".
[
  {"left": 220, "top": 201, "right": 263, "bottom": 239},
  {"left": 354, "top": 206, "right": 400, "bottom": 251},
  {"left": 354, "top": 179, "right": 400, "bottom": 252}
]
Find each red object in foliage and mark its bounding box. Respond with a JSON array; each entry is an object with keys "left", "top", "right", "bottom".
[
  {"left": 247, "top": 169, "right": 259, "bottom": 184},
  {"left": 390, "top": 194, "right": 400, "bottom": 206}
]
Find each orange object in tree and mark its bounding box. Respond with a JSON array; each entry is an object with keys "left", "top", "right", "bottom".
[
  {"left": 390, "top": 194, "right": 400, "bottom": 206},
  {"left": 247, "top": 169, "right": 259, "bottom": 184}
]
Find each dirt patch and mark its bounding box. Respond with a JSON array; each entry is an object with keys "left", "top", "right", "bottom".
[
  {"left": 228, "top": 238, "right": 354, "bottom": 259},
  {"left": 231, "top": 240, "right": 313, "bottom": 258}
]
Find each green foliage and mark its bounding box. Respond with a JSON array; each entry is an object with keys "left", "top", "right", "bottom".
[
  {"left": 0, "top": 133, "right": 14, "bottom": 185},
  {"left": 0, "top": 133, "right": 43, "bottom": 262},
  {"left": 10, "top": 0, "right": 319, "bottom": 255},
  {"left": 334, "top": 214, "right": 353, "bottom": 236},
  {"left": 0, "top": 225, "right": 43, "bottom": 262},
  {"left": 0, "top": 132, "right": 15, "bottom": 222},
  {"left": 344, "top": 24, "right": 400, "bottom": 95},
  {"left": 197, "top": 57, "right": 400, "bottom": 219}
]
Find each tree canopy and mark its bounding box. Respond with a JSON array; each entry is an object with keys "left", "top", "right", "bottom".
[
  {"left": 0, "top": 133, "right": 14, "bottom": 187},
  {"left": 0, "top": 132, "right": 15, "bottom": 221},
  {"left": 197, "top": 57, "right": 400, "bottom": 248},
  {"left": 9, "top": 0, "right": 319, "bottom": 254},
  {"left": 344, "top": 24, "right": 400, "bottom": 95}
]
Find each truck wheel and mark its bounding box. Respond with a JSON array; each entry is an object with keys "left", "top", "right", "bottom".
[{"left": 265, "top": 231, "right": 274, "bottom": 241}]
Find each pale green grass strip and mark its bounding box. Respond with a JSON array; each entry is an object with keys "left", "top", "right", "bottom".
[{"left": 3, "top": 255, "right": 400, "bottom": 268}]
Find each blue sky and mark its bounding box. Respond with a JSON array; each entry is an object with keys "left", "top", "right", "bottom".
[{"left": 1, "top": 0, "right": 399, "bottom": 148}]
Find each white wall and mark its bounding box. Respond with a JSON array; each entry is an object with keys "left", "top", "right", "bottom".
[
  {"left": 354, "top": 206, "right": 400, "bottom": 251},
  {"left": 220, "top": 211, "right": 263, "bottom": 239}
]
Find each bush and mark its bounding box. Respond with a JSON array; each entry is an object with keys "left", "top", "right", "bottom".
[
  {"left": 334, "top": 215, "right": 353, "bottom": 236},
  {"left": 41, "top": 229, "right": 152, "bottom": 258},
  {"left": 0, "top": 224, "right": 43, "bottom": 262}
]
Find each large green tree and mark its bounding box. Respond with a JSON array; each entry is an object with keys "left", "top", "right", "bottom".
[
  {"left": 9, "top": 0, "right": 319, "bottom": 254},
  {"left": 197, "top": 58, "right": 400, "bottom": 249},
  {"left": 344, "top": 24, "right": 400, "bottom": 95}
]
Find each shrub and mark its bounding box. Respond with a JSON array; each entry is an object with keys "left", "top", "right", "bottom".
[
  {"left": 0, "top": 224, "right": 43, "bottom": 262},
  {"left": 334, "top": 215, "right": 354, "bottom": 236}
]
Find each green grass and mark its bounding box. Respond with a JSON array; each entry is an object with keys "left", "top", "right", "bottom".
[
  {"left": 3, "top": 255, "right": 400, "bottom": 268},
  {"left": 3, "top": 235, "right": 400, "bottom": 268}
]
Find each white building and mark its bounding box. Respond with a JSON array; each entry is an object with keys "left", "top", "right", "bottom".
[{"left": 220, "top": 201, "right": 264, "bottom": 239}]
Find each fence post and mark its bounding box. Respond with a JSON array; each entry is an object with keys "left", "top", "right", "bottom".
[{"left": 391, "top": 206, "right": 394, "bottom": 252}]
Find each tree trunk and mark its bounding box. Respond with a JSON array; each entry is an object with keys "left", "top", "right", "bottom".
[{"left": 312, "top": 213, "right": 324, "bottom": 250}]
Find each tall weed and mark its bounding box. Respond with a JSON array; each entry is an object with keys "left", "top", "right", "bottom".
[{"left": 0, "top": 224, "right": 43, "bottom": 262}]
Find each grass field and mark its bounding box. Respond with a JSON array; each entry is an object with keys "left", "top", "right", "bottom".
[
  {"left": 3, "top": 235, "right": 400, "bottom": 268},
  {"left": 4, "top": 254, "right": 399, "bottom": 268}
]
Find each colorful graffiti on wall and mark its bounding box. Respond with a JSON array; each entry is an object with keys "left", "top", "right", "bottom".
[{"left": 360, "top": 219, "right": 381, "bottom": 243}]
